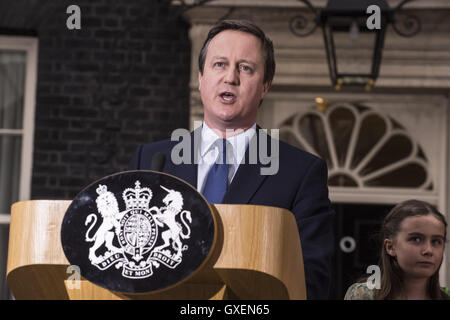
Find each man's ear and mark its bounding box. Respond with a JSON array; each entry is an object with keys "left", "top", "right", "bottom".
[
  {"left": 198, "top": 71, "right": 203, "bottom": 91},
  {"left": 261, "top": 81, "right": 271, "bottom": 99},
  {"left": 384, "top": 239, "right": 396, "bottom": 257}
]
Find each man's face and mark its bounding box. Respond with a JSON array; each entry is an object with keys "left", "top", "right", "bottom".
[{"left": 199, "top": 30, "right": 270, "bottom": 133}]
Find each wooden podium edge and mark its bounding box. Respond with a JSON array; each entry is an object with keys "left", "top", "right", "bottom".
[{"left": 7, "top": 200, "right": 306, "bottom": 300}]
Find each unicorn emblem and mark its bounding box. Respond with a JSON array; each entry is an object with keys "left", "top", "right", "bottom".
[{"left": 151, "top": 186, "right": 192, "bottom": 260}]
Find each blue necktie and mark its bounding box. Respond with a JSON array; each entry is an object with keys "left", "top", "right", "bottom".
[{"left": 203, "top": 139, "right": 229, "bottom": 204}]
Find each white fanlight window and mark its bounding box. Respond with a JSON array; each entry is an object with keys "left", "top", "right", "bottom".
[
  {"left": 0, "top": 35, "right": 38, "bottom": 299},
  {"left": 274, "top": 96, "right": 447, "bottom": 207},
  {"left": 280, "top": 102, "right": 432, "bottom": 190}
]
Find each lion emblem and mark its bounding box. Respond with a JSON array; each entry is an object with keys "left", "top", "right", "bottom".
[{"left": 85, "top": 185, "right": 124, "bottom": 264}]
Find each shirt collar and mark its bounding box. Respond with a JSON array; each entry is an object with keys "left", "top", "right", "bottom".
[{"left": 200, "top": 122, "right": 257, "bottom": 162}]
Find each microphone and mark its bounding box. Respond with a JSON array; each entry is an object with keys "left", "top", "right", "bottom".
[{"left": 151, "top": 152, "right": 166, "bottom": 172}]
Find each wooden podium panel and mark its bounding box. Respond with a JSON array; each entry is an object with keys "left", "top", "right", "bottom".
[
  {"left": 7, "top": 201, "right": 71, "bottom": 299},
  {"left": 213, "top": 204, "right": 306, "bottom": 300},
  {"left": 6, "top": 200, "right": 306, "bottom": 300}
]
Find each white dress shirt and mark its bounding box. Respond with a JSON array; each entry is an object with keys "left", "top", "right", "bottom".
[{"left": 197, "top": 122, "right": 256, "bottom": 194}]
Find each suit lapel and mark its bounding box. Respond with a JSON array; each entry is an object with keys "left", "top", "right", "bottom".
[
  {"left": 222, "top": 126, "right": 269, "bottom": 204},
  {"left": 165, "top": 129, "right": 200, "bottom": 190},
  {"left": 164, "top": 125, "right": 272, "bottom": 203}
]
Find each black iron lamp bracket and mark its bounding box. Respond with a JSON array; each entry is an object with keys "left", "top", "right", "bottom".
[
  {"left": 289, "top": 0, "right": 421, "bottom": 38},
  {"left": 389, "top": 0, "right": 421, "bottom": 37}
]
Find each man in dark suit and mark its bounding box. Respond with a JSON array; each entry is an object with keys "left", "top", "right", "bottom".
[{"left": 129, "top": 20, "right": 334, "bottom": 299}]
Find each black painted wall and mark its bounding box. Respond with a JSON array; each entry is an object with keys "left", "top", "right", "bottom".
[{"left": 0, "top": 0, "right": 191, "bottom": 199}]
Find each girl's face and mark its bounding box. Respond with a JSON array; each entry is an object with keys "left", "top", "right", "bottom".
[{"left": 385, "top": 214, "right": 446, "bottom": 279}]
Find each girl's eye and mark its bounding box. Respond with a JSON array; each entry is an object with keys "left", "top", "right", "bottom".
[
  {"left": 432, "top": 239, "right": 443, "bottom": 246},
  {"left": 410, "top": 237, "right": 422, "bottom": 243}
]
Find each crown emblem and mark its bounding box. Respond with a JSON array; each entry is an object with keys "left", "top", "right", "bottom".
[
  {"left": 96, "top": 184, "right": 109, "bottom": 196},
  {"left": 122, "top": 180, "right": 152, "bottom": 209}
]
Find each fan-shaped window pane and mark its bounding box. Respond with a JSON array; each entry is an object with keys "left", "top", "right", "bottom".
[
  {"left": 351, "top": 114, "right": 386, "bottom": 169},
  {"left": 280, "top": 130, "right": 303, "bottom": 150},
  {"left": 329, "top": 107, "right": 355, "bottom": 167},
  {"left": 329, "top": 174, "right": 358, "bottom": 187},
  {"left": 299, "top": 114, "right": 331, "bottom": 166},
  {"left": 417, "top": 147, "right": 427, "bottom": 161},
  {"left": 360, "top": 134, "right": 412, "bottom": 177},
  {"left": 365, "top": 163, "right": 427, "bottom": 187}
]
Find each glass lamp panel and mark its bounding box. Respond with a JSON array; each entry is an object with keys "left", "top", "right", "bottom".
[{"left": 329, "top": 17, "right": 376, "bottom": 78}]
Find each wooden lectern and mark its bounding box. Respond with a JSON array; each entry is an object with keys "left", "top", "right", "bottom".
[{"left": 7, "top": 200, "right": 306, "bottom": 300}]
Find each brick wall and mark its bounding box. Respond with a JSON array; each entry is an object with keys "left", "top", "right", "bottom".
[{"left": 1, "top": 0, "right": 191, "bottom": 199}]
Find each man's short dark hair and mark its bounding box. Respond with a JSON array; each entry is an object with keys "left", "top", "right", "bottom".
[{"left": 198, "top": 20, "right": 275, "bottom": 85}]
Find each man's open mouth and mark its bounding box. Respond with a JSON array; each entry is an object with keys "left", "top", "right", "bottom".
[{"left": 219, "top": 92, "right": 237, "bottom": 104}]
